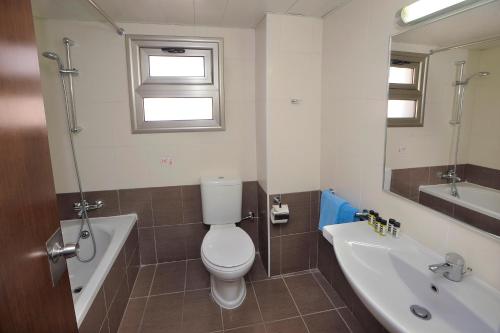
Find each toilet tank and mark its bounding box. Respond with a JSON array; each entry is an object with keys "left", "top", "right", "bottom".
[{"left": 201, "top": 177, "right": 242, "bottom": 225}]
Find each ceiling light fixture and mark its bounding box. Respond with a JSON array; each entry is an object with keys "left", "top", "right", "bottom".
[{"left": 398, "top": 0, "right": 496, "bottom": 25}]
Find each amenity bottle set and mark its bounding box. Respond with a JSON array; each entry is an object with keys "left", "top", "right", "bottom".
[{"left": 366, "top": 210, "right": 400, "bottom": 237}]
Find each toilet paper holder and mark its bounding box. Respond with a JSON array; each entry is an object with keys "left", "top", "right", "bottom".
[{"left": 271, "top": 196, "right": 289, "bottom": 224}]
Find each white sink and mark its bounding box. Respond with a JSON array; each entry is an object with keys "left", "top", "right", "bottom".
[{"left": 323, "top": 222, "right": 500, "bottom": 333}]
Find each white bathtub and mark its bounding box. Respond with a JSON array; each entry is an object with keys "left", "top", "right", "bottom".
[
  {"left": 419, "top": 182, "right": 500, "bottom": 220},
  {"left": 60, "top": 214, "right": 137, "bottom": 327}
]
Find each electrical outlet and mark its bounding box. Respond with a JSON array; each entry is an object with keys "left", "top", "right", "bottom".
[{"left": 160, "top": 156, "right": 174, "bottom": 167}]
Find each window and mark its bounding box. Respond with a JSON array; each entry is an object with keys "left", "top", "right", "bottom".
[
  {"left": 126, "top": 35, "right": 224, "bottom": 133},
  {"left": 387, "top": 51, "right": 428, "bottom": 127}
]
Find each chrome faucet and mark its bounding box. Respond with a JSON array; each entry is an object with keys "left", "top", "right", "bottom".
[
  {"left": 440, "top": 169, "right": 461, "bottom": 197},
  {"left": 428, "top": 252, "right": 470, "bottom": 282},
  {"left": 73, "top": 200, "right": 104, "bottom": 217}
]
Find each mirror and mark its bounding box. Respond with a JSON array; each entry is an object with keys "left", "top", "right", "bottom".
[{"left": 384, "top": 1, "right": 500, "bottom": 237}]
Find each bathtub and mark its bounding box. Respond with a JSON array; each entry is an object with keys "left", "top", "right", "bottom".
[
  {"left": 60, "top": 214, "right": 137, "bottom": 327},
  {"left": 419, "top": 182, "right": 500, "bottom": 220}
]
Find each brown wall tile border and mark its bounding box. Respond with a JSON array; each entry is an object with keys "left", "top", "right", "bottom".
[
  {"left": 58, "top": 181, "right": 260, "bottom": 266},
  {"left": 390, "top": 163, "right": 500, "bottom": 202},
  {"left": 268, "top": 190, "right": 320, "bottom": 276},
  {"left": 419, "top": 192, "right": 500, "bottom": 237}
]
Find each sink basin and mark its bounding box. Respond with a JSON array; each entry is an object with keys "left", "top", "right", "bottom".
[{"left": 323, "top": 222, "right": 500, "bottom": 333}]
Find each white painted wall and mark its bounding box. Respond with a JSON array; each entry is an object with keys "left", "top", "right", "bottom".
[
  {"left": 321, "top": 0, "right": 500, "bottom": 291},
  {"left": 34, "top": 19, "right": 256, "bottom": 193},
  {"left": 465, "top": 46, "right": 500, "bottom": 170},
  {"left": 264, "top": 14, "right": 322, "bottom": 194}
]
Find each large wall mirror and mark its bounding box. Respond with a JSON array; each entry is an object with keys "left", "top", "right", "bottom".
[{"left": 384, "top": 1, "right": 500, "bottom": 237}]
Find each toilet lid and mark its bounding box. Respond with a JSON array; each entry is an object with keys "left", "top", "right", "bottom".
[{"left": 202, "top": 227, "right": 254, "bottom": 268}]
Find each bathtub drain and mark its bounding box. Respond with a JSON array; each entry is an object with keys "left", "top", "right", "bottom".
[{"left": 73, "top": 287, "right": 83, "bottom": 294}]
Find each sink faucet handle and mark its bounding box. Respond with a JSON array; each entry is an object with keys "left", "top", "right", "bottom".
[{"left": 445, "top": 252, "right": 465, "bottom": 267}]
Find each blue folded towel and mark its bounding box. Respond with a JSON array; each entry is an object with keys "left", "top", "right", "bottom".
[{"left": 318, "top": 190, "right": 359, "bottom": 230}]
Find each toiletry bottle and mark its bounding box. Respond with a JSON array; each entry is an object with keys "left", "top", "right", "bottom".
[
  {"left": 379, "top": 219, "right": 388, "bottom": 236},
  {"left": 368, "top": 210, "right": 376, "bottom": 226},
  {"left": 388, "top": 218, "right": 396, "bottom": 235},
  {"left": 374, "top": 217, "right": 382, "bottom": 234},
  {"left": 392, "top": 221, "right": 401, "bottom": 238},
  {"left": 372, "top": 212, "right": 379, "bottom": 230}
]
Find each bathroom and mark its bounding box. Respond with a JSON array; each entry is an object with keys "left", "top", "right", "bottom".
[{"left": 1, "top": 0, "right": 500, "bottom": 332}]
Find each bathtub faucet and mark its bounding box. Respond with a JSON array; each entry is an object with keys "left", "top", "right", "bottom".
[
  {"left": 441, "top": 169, "right": 461, "bottom": 197},
  {"left": 428, "top": 252, "right": 470, "bottom": 282},
  {"left": 73, "top": 200, "right": 104, "bottom": 217}
]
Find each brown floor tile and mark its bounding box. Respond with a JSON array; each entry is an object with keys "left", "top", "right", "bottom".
[
  {"left": 338, "top": 308, "right": 366, "bottom": 333},
  {"left": 252, "top": 278, "right": 298, "bottom": 322},
  {"left": 222, "top": 285, "right": 262, "bottom": 329},
  {"left": 182, "top": 289, "right": 222, "bottom": 333},
  {"left": 118, "top": 298, "right": 147, "bottom": 333},
  {"left": 284, "top": 273, "right": 333, "bottom": 315},
  {"left": 99, "top": 318, "right": 110, "bottom": 333},
  {"left": 225, "top": 324, "right": 266, "bottom": 333},
  {"left": 186, "top": 259, "right": 210, "bottom": 290},
  {"left": 303, "top": 310, "right": 350, "bottom": 333},
  {"left": 130, "top": 265, "right": 156, "bottom": 298},
  {"left": 312, "top": 271, "right": 346, "bottom": 308},
  {"left": 140, "top": 293, "right": 183, "bottom": 333},
  {"left": 265, "top": 317, "right": 308, "bottom": 333},
  {"left": 150, "top": 261, "right": 186, "bottom": 295},
  {"left": 246, "top": 254, "right": 269, "bottom": 282}
]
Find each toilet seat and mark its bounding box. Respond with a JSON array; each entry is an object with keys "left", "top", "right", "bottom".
[{"left": 201, "top": 226, "right": 255, "bottom": 269}]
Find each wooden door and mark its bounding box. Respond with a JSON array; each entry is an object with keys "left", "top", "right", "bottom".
[{"left": 0, "top": 1, "right": 79, "bottom": 332}]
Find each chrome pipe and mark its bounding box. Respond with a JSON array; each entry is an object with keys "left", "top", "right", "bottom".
[
  {"left": 430, "top": 34, "right": 500, "bottom": 54},
  {"left": 85, "top": 0, "right": 125, "bottom": 36}
]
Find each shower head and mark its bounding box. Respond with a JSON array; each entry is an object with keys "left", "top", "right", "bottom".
[
  {"left": 458, "top": 71, "right": 491, "bottom": 85},
  {"left": 42, "top": 51, "right": 63, "bottom": 69}
]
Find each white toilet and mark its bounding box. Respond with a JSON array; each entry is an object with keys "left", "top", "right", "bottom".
[{"left": 200, "top": 177, "right": 255, "bottom": 309}]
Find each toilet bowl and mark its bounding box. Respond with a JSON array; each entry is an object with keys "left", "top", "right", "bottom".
[{"left": 201, "top": 224, "right": 255, "bottom": 309}]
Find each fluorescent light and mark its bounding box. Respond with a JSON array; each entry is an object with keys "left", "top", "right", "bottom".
[{"left": 400, "top": 0, "right": 481, "bottom": 24}]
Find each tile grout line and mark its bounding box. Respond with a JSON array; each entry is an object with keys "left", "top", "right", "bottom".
[
  {"left": 149, "top": 194, "right": 159, "bottom": 264},
  {"left": 249, "top": 281, "right": 265, "bottom": 325},
  {"left": 311, "top": 271, "right": 337, "bottom": 308},
  {"left": 281, "top": 276, "right": 311, "bottom": 333},
  {"left": 147, "top": 265, "right": 158, "bottom": 297},
  {"left": 135, "top": 264, "right": 157, "bottom": 333},
  {"left": 336, "top": 308, "right": 355, "bottom": 333},
  {"left": 183, "top": 259, "right": 188, "bottom": 293}
]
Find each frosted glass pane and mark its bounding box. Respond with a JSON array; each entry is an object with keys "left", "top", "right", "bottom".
[
  {"left": 389, "top": 67, "right": 414, "bottom": 84},
  {"left": 387, "top": 100, "right": 416, "bottom": 118},
  {"left": 149, "top": 56, "right": 205, "bottom": 77},
  {"left": 144, "top": 98, "right": 213, "bottom": 121}
]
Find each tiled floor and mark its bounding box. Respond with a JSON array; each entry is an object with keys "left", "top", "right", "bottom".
[{"left": 117, "top": 256, "right": 365, "bottom": 333}]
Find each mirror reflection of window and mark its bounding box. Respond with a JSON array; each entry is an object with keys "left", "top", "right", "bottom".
[{"left": 387, "top": 51, "right": 428, "bottom": 127}]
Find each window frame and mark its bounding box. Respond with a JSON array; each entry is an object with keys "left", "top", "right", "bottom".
[
  {"left": 387, "top": 51, "right": 428, "bottom": 127},
  {"left": 126, "top": 35, "right": 225, "bottom": 133}
]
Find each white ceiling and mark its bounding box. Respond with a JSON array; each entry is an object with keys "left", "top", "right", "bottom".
[
  {"left": 393, "top": 1, "right": 500, "bottom": 49},
  {"left": 31, "top": 0, "right": 350, "bottom": 28}
]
